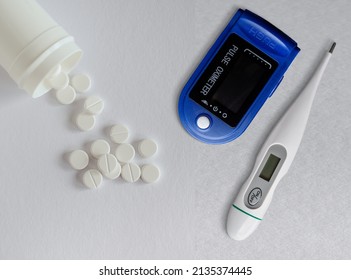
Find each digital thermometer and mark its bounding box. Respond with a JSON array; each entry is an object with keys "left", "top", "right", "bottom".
[
  {"left": 227, "top": 42, "right": 336, "bottom": 240},
  {"left": 178, "top": 9, "right": 300, "bottom": 144}
]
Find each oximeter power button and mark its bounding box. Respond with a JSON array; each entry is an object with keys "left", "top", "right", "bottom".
[{"left": 196, "top": 115, "right": 211, "bottom": 130}]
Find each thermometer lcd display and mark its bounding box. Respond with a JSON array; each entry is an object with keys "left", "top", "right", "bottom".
[
  {"left": 189, "top": 33, "right": 278, "bottom": 127},
  {"left": 259, "top": 154, "right": 281, "bottom": 182}
]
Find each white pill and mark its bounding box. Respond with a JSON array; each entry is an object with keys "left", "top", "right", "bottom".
[
  {"left": 71, "top": 74, "right": 91, "bottom": 93},
  {"left": 56, "top": 85, "right": 76, "bottom": 105},
  {"left": 141, "top": 164, "right": 160, "bottom": 183},
  {"left": 90, "top": 139, "right": 110, "bottom": 159},
  {"left": 97, "top": 154, "right": 120, "bottom": 178},
  {"left": 83, "top": 95, "right": 104, "bottom": 115},
  {"left": 110, "top": 124, "right": 129, "bottom": 144},
  {"left": 138, "top": 139, "right": 158, "bottom": 158},
  {"left": 68, "top": 150, "right": 89, "bottom": 170},
  {"left": 76, "top": 113, "right": 96, "bottom": 131},
  {"left": 82, "top": 169, "right": 103, "bottom": 189},
  {"left": 121, "top": 163, "right": 141, "bottom": 183},
  {"left": 49, "top": 71, "right": 69, "bottom": 90},
  {"left": 105, "top": 164, "right": 121, "bottom": 180},
  {"left": 115, "top": 143, "right": 135, "bottom": 163}
]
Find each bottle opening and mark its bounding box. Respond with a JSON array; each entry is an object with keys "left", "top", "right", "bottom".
[{"left": 28, "top": 41, "right": 83, "bottom": 98}]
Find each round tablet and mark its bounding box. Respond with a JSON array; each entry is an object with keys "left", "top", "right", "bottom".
[
  {"left": 138, "top": 139, "right": 158, "bottom": 158},
  {"left": 97, "top": 154, "right": 119, "bottom": 178},
  {"left": 141, "top": 164, "right": 160, "bottom": 183},
  {"left": 104, "top": 164, "right": 121, "bottom": 180},
  {"left": 68, "top": 150, "right": 89, "bottom": 170},
  {"left": 76, "top": 113, "right": 96, "bottom": 131},
  {"left": 109, "top": 124, "right": 129, "bottom": 144},
  {"left": 71, "top": 74, "right": 91, "bottom": 93},
  {"left": 90, "top": 139, "right": 110, "bottom": 159},
  {"left": 49, "top": 71, "right": 69, "bottom": 90},
  {"left": 121, "top": 163, "right": 141, "bottom": 183},
  {"left": 82, "top": 169, "right": 103, "bottom": 189},
  {"left": 56, "top": 85, "right": 76, "bottom": 105},
  {"left": 83, "top": 95, "right": 104, "bottom": 115},
  {"left": 115, "top": 143, "right": 135, "bottom": 163}
]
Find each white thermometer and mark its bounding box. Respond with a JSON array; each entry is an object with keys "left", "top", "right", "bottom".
[{"left": 226, "top": 42, "right": 336, "bottom": 240}]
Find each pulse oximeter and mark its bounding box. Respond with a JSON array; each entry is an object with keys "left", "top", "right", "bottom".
[{"left": 178, "top": 9, "right": 300, "bottom": 144}]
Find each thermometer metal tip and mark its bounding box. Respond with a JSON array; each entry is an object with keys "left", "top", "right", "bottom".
[{"left": 329, "top": 42, "right": 336, "bottom": 53}]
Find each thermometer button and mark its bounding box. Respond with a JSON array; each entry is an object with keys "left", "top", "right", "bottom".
[
  {"left": 248, "top": 188, "right": 262, "bottom": 206},
  {"left": 196, "top": 115, "right": 211, "bottom": 130}
]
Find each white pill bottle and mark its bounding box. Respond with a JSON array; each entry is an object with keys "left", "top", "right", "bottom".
[{"left": 0, "top": 0, "right": 82, "bottom": 98}]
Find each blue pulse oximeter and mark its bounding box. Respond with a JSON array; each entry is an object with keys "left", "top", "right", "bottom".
[{"left": 178, "top": 9, "right": 300, "bottom": 144}]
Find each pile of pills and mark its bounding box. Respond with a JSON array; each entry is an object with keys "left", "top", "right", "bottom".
[
  {"left": 46, "top": 67, "right": 91, "bottom": 103},
  {"left": 46, "top": 65, "right": 162, "bottom": 188},
  {"left": 45, "top": 67, "right": 104, "bottom": 132},
  {"left": 67, "top": 124, "right": 160, "bottom": 189}
]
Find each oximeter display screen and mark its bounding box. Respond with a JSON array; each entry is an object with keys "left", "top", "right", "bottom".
[
  {"left": 259, "top": 154, "right": 281, "bottom": 182},
  {"left": 189, "top": 33, "right": 278, "bottom": 127}
]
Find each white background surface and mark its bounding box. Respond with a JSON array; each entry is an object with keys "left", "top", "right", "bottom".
[{"left": 0, "top": 0, "right": 350, "bottom": 259}]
